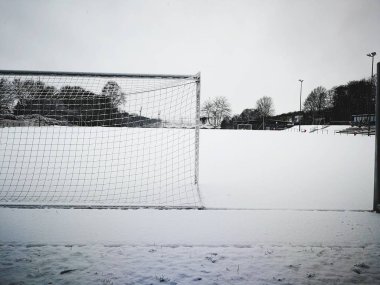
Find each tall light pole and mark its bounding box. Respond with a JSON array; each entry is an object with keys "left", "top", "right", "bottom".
[
  {"left": 367, "top": 52, "right": 376, "bottom": 135},
  {"left": 298, "top": 79, "right": 304, "bottom": 132},
  {"left": 367, "top": 52, "right": 376, "bottom": 79}
]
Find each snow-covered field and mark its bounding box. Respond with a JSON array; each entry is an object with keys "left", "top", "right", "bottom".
[
  {"left": 1, "top": 128, "right": 379, "bottom": 284},
  {"left": 201, "top": 129, "right": 374, "bottom": 210}
]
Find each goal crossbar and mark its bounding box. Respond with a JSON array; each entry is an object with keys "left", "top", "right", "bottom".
[{"left": 0, "top": 69, "right": 199, "bottom": 80}]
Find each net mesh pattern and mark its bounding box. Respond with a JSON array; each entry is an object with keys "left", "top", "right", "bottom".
[{"left": 0, "top": 72, "right": 201, "bottom": 208}]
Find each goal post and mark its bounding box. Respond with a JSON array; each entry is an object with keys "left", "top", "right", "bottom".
[{"left": 0, "top": 70, "right": 203, "bottom": 209}]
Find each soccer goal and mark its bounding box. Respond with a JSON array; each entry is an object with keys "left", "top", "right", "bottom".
[
  {"left": 0, "top": 70, "right": 202, "bottom": 209},
  {"left": 237, "top": 124, "right": 252, "bottom": 130}
]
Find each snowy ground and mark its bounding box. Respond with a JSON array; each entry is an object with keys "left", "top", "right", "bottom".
[
  {"left": 1, "top": 242, "right": 379, "bottom": 285},
  {"left": 1, "top": 129, "right": 379, "bottom": 284},
  {"left": 201, "top": 129, "right": 374, "bottom": 210}
]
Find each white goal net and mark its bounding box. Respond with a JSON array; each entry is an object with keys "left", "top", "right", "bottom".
[{"left": 0, "top": 70, "right": 202, "bottom": 208}]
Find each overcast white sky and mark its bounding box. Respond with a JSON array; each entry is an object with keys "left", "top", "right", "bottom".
[{"left": 0, "top": 0, "right": 379, "bottom": 115}]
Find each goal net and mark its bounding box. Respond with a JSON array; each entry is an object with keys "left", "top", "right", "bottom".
[
  {"left": 0, "top": 70, "right": 202, "bottom": 208},
  {"left": 237, "top": 124, "right": 252, "bottom": 130}
]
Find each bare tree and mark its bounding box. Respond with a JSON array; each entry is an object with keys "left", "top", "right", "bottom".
[
  {"left": 256, "top": 96, "right": 274, "bottom": 130},
  {"left": 303, "top": 86, "right": 330, "bottom": 119},
  {"left": 14, "top": 79, "right": 45, "bottom": 100},
  {"left": 0, "top": 78, "right": 14, "bottom": 113},
  {"left": 101, "top": 81, "right": 126, "bottom": 109},
  {"left": 213, "top": 97, "right": 231, "bottom": 126},
  {"left": 256, "top": 96, "right": 274, "bottom": 117},
  {"left": 201, "top": 96, "right": 231, "bottom": 128},
  {"left": 201, "top": 99, "right": 214, "bottom": 123},
  {"left": 1, "top": 78, "right": 50, "bottom": 113}
]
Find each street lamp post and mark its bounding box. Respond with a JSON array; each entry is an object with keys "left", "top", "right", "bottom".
[
  {"left": 367, "top": 52, "right": 376, "bottom": 135},
  {"left": 298, "top": 79, "right": 304, "bottom": 132}
]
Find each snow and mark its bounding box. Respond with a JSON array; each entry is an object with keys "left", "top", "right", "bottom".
[
  {"left": 1, "top": 243, "right": 379, "bottom": 285},
  {"left": 0, "top": 209, "right": 378, "bottom": 246},
  {"left": 0, "top": 129, "right": 379, "bottom": 284},
  {"left": 1, "top": 127, "right": 374, "bottom": 210},
  {"left": 1, "top": 208, "right": 380, "bottom": 284},
  {"left": 286, "top": 125, "right": 352, "bottom": 133},
  {"left": 201, "top": 129, "right": 374, "bottom": 210}
]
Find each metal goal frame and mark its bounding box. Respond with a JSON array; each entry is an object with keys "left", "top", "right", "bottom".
[{"left": 0, "top": 69, "right": 203, "bottom": 210}]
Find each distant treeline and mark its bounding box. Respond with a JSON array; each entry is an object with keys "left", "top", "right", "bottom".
[
  {"left": 280, "top": 78, "right": 374, "bottom": 124},
  {"left": 221, "top": 77, "right": 376, "bottom": 129},
  {"left": 0, "top": 78, "right": 159, "bottom": 127}
]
